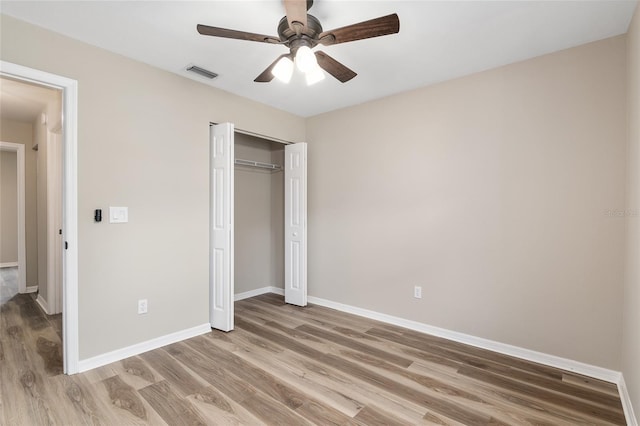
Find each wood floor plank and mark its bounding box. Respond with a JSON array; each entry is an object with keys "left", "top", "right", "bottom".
[
  {"left": 102, "top": 375, "right": 148, "bottom": 421},
  {"left": 56, "top": 374, "right": 108, "bottom": 426},
  {"left": 0, "top": 285, "right": 628, "bottom": 426},
  {"left": 248, "top": 296, "right": 372, "bottom": 333},
  {"left": 239, "top": 392, "right": 313, "bottom": 425},
  {"left": 408, "top": 360, "right": 606, "bottom": 426},
  {"left": 205, "top": 328, "right": 365, "bottom": 417},
  {"left": 321, "top": 352, "right": 495, "bottom": 425},
  {"left": 1, "top": 296, "right": 63, "bottom": 425},
  {"left": 139, "top": 380, "right": 207, "bottom": 426},
  {"left": 296, "top": 323, "right": 414, "bottom": 367},
  {"left": 293, "top": 323, "right": 529, "bottom": 423},
  {"left": 236, "top": 317, "right": 494, "bottom": 425},
  {"left": 186, "top": 335, "right": 307, "bottom": 410},
  {"left": 366, "top": 326, "right": 620, "bottom": 408},
  {"left": 400, "top": 327, "right": 567, "bottom": 381},
  {"left": 458, "top": 365, "right": 626, "bottom": 424},
  {"left": 164, "top": 342, "right": 258, "bottom": 404},
  {"left": 142, "top": 343, "right": 266, "bottom": 425},
  {"left": 189, "top": 333, "right": 354, "bottom": 425},
  {"left": 90, "top": 373, "right": 168, "bottom": 426},
  {"left": 35, "top": 336, "right": 63, "bottom": 376},
  {"left": 185, "top": 387, "right": 267, "bottom": 426},
  {"left": 138, "top": 347, "right": 210, "bottom": 397},
  {"left": 369, "top": 326, "right": 566, "bottom": 384},
  {"left": 122, "top": 356, "right": 157, "bottom": 384},
  {"left": 562, "top": 373, "right": 621, "bottom": 396},
  {"left": 350, "top": 405, "right": 411, "bottom": 426},
  {"left": 233, "top": 317, "right": 433, "bottom": 423}
]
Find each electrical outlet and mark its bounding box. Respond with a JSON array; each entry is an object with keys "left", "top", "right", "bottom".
[
  {"left": 138, "top": 299, "right": 148, "bottom": 314},
  {"left": 414, "top": 286, "right": 422, "bottom": 299}
]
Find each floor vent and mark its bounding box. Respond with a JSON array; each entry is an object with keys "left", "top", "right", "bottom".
[{"left": 186, "top": 65, "right": 218, "bottom": 79}]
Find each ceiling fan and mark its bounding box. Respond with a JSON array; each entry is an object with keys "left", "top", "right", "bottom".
[{"left": 197, "top": 0, "right": 400, "bottom": 85}]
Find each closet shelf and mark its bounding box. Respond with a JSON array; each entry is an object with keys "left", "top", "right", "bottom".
[{"left": 235, "top": 158, "right": 281, "bottom": 171}]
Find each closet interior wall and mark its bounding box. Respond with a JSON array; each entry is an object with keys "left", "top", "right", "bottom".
[{"left": 234, "top": 132, "right": 284, "bottom": 295}]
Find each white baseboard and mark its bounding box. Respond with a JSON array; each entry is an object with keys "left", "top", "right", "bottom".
[
  {"left": 77, "top": 323, "right": 211, "bottom": 373},
  {"left": 0, "top": 262, "right": 18, "bottom": 268},
  {"left": 619, "top": 375, "right": 639, "bottom": 426},
  {"left": 235, "top": 286, "right": 283, "bottom": 301},
  {"left": 25, "top": 285, "right": 38, "bottom": 293},
  {"left": 36, "top": 295, "right": 52, "bottom": 315},
  {"left": 305, "top": 295, "right": 622, "bottom": 384}
]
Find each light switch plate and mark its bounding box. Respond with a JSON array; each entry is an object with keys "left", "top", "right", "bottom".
[{"left": 109, "top": 206, "right": 128, "bottom": 223}]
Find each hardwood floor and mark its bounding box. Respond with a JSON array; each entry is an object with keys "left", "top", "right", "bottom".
[{"left": 0, "top": 288, "right": 626, "bottom": 425}]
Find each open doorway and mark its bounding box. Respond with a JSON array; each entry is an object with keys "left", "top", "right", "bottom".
[
  {"left": 0, "top": 141, "right": 25, "bottom": 293},
  {"left": 1, "top": 61, "right": 79, "bottom": 374},
  {"left": 1, "top": 75, "right": 64, "bottom": 373}
]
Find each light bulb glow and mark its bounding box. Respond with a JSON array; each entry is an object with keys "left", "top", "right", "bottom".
[
  {"left": 272, "top": 56, "right": 294, "bottom": 83},
  {"left": 295, "top": 46, "right": 317, "bottom": 73},
  {"left": 305, "top": 67, "right": 325, "bottom": 86}
]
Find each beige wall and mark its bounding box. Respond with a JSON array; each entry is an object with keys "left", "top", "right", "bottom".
[
  {"left": 0, "top": 150, "right": 18, "bottom": 263},
  {"left": 623, "top": 3, "right": 640, "bottom": 420},
  {"left": 0, "top": 14, "right": 305, "bottom": 359},
  {"left": 0, "top": 119, "right": 38, "bottom": 285},
  {"left": 306, "top": 36, "right": 627, "bottom": 369}
]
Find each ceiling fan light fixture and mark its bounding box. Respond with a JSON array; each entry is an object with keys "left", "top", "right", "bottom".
[
  {"left": 305, "top": 67, "right": 325, "bottom": 86},
  {"left": 272, "top": 56, "right": 294, "bottom": 83},
  {"left": 295, "top": 45, "right": 317, "bottom": 73}
]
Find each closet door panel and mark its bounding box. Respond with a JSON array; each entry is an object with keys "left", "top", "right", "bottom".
[
  {"left": 285, "top": 143, "right": 307, "bottom": 306},
  {"left": 210, "top": 123, "right": 234, "bottom": 331}
]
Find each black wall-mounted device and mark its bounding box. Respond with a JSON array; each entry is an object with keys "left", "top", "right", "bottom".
[{"left": 95, "top": 209, "right": 102, "bottom": 222}]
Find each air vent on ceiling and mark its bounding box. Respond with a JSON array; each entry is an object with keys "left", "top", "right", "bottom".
[{"left": 186, "top": 65, "right": 218, "bottom": 79}]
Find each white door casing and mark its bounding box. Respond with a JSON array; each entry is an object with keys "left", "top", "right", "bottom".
[
  {"left": 47, "top": 131, "right": 63, "bottom": 314},
  {"left": 284, "top": 143, "right": 307, "bottom": 306},
  {"left": 1, "top": 60, "right": 79, "bottom": 374},
  {"left": 210, "top": 123, "right": 234, "bottom": 331}
]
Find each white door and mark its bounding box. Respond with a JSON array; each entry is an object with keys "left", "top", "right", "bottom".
[
  {"left": 285, "top": 143, "right": 307, "bottom": 306},
  {"left": 210, "top": 123, "right": 234, "bottom": 331},
  {"left": 47, "top": 131, "right": 63, "bottom": 314}
]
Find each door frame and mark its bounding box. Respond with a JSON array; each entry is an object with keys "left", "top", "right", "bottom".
[
  {"left": 209, "top": 123, "right": 307, "bottom": 330},
  {"left": 46, "top": 130, "right": 63, "bottom": 314},
  {"left": 0, "top": 141, "right": 26, "bottom": 292},
  {"left": 1, "top": 60, "right": 79, "bottom": 374}
]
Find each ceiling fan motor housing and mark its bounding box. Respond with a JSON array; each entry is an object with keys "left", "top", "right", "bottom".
[{"left": 277, "top": 14, "right": 324, "bottom": 51}]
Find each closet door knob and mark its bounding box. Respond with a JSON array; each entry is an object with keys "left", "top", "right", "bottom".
[{"left": 293, "top": 232, "right": 298, "bottom": 237}]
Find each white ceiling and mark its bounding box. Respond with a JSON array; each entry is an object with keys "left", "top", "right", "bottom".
[
  {"left": 0, "top": 76, "right": 60, "bottom": 122},
  {"left": 1, "top": 1, "right": 637, "bottom": 117}
]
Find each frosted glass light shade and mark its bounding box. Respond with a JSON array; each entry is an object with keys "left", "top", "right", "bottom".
[
  {"left": 272, "top": 56, "right": 294, "bottom": 83},
  {"left": 305, "top": 67, "right": 325, "bottom": 86},
  {"left": 295, "top": 46, "right": 317, "bottom": 73}
]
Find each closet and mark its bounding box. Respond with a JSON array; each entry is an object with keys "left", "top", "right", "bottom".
[
  {"left": 209, "top": 123, "right": 307, "bottom": 332},
  {"left": 234, "top": 133, "right": 284, "bottom": 298}
]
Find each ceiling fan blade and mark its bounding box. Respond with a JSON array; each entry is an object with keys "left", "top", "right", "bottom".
[
  {"left": 284, "top": 0, "right": 308, "bottom": 33},
  {"left": 197, "top": 24, "right": 280, "bottom": 44},
  {"left": 254, "top": 54, "right": 288, "bottom": 82},
  {"left": 319, "top": 13, "right": 400, "bottom": 46},
  {"left": 315, "top": 51, "right": 357, "bottom": 83}
]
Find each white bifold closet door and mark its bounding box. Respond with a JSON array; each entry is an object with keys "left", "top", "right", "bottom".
[
  {"left": 284, "top": 142, "right": 307, "bottom": 307},
  {"left": 210, "top": 123, "right": 234, "bottom": 331},
  {"left": 209, "top": 123, "right": 308, "bottom": 331}
]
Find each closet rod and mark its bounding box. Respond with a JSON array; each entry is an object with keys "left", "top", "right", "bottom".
[{"left": 235, "top": 158, "right": 281, "bottom": 171}]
